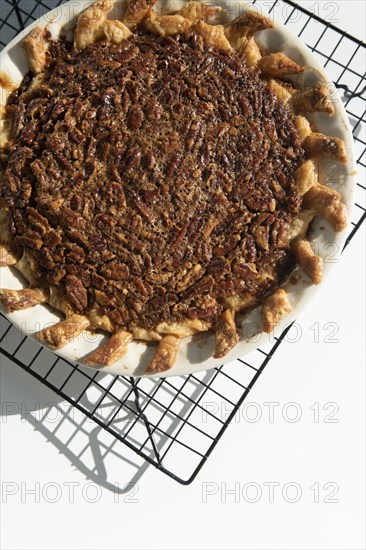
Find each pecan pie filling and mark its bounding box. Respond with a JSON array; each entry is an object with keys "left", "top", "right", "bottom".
[{"left": 1, "top": 32, "right": 304, "bottom": 328}]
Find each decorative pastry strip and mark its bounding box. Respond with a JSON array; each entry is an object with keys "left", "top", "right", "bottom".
[
  {"left": 269, "top": 81, "right": 334, "bottom": 115},
  {"left": 268, "top": 78, "right": 295, "bottom": 102},
  {"left": 37, "top": 315, "right": 91, "bottom": 349},
  {"left": 0, "top": 288, "right": 48, "bottom": 312},
  {"left": 193, "top": 20, "right": 231, "bottom": 50},
  {"left": 294, "top": 114, "right": 312, "bottom": 141},
  {"left": 294, "top": 159, "right": 317, "bottom": 196},
  {"left": 144, "top": 12, "right": 192, "bottom": 36},
  {"left": 223, "top": 293, "right": 258, "bottom": 312},
  {"left": 123, "top": 0, "right": 157, "bottom": 30},
  {"left": 155, "top": 318, "right": 211, "bottom": 337},
  {"left": 303, "top": 184, "right": 347, "bottom": 232},
  {"left": 75, "top": 0, "right": 131, "bottom": 49},
  {"left": 291, "top": 83, "right": 335, "bottom": 115},
  {"left": 22, "top": 27, "right": 49, "bottom": 74},
  {"left": 224, "top": 12, "right": 273, "bottom": 54},
  {"left": 258, "top": 52, "right": 304, "bottom": 77},
  {"left": 303, "top": 133, "right": 347, "bottom": 162},
  {"left": 292, "top": 237, "right": 323, "bottom": 284},
  {"left": 242, "top": 37, "right": 262, "bottom": 66},
  {"left": 176, "top": 1, "right": 221, "bottom": 23},
  {"left": 214, "top": 309, "right": 239, "bottom": 358},
  {"left": 48, "top": 287, "right": 75, "bottom": 317},
  {"left": 102, "top": 20, "right": 134, "bottom": 43},
  {"left": 131, "top": 326, "right": 162, "bottom": 341},
  {"left": 75, "top": 0, "right": 113, "bottom": 48},
  {"left": 15, "top": 252, "right": 39, "bottom": 286},
  {"left": 288, "top": 211, "right": 315, "bottom": 242},
  {"left": 0, "top": 245, "right": 17, "bottom": 266},
  {"left": 84, "top": 330, "right": 133, "bottom": 366},
  {"left": 262, "top": 289, "right": 292, "bottom": 333},
  {"left": 143, "top": 1, "right": 222, "bottom": 36},
  {"left": 145, "top": 335, "right": 181, "bottom": 374}
]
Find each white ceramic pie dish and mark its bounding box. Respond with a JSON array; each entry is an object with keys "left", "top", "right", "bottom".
[{"left": 0, "top": 0, "right": 356, "bottom": 377}]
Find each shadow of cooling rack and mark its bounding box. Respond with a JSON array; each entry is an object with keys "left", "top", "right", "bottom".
[{"left": 0, "top": 0, "right": 365, "bottom": 484}]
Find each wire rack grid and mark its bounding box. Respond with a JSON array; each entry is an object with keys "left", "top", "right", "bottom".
[{"left": 0, "top": 0, "right": 365, "bottom": 485}]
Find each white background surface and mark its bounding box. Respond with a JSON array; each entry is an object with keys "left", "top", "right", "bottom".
[{"left": 0, "top": 1, "right": 365, "bottom": 549}]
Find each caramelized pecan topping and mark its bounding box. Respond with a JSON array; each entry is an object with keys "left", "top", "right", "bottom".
[{"left": 1, "top": 30, "right": 304, "bottom": 329}]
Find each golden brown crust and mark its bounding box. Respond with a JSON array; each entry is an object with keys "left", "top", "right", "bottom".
[
  {"left": 84, "top": 330, "right": 133, "bottom": 366},
  {"left": 225, "top": 12, "right": 273, "bottom": 54},
  {"left": 88, "top": 312, "right": 114, "bottom": 333},
  {"left": 155, "top": 318, "right": 211, "bottom": 337},
  {"left": 14, "top": 251, "right": 39, "bottom": 285},
  {"left": 303, "top": 133, "right": 347, "bottom": 162},
  {"left": 145, "top": 335, "right": 181, "bottom": 374},
  {"left": 37, "top": 314, "right": 90, "bottom": 349},
  {"left": 223, "top": 293, "right": 258, "bottom": 312},
  {"left": 176, "top": 1, "right": 221, "bottom": 23},
  {"left": 262, "top": 288, "right": 292, "bottom": 333},
  {"left": 303, "top": 184, "right": 348, "bottom": 232},
  {"left": 292, "top": 236, "right": 323, "bottom": 284},
  {"left": 294, "top": 159, "right": 317, "bottom": 196},
  {"left": 0, "top": 245, "right": 17, "bottom": 266},
  {"left": 74, "top": 0, "right": 113, "bottom": 49},
  {"left": 234, "top": 11, "right": 274, "bottom": 32},
  {"left": 0, "top": 288, "right": 48, "bottom": 312},
  {"left": 291, "top": 83, "right": 335, "bottom": 115},
  {"left": 268, "top": 78, "right": 295, "bottom": 103},
  {"left": 144, "top": 12, "right": 192, "bottom": 36},
  {"left": 74, "top": 0, "right": 131, "bottom": 49},
  {"left": 288, "top": 210, "right": 315, "bottom": 242},
  {"left": 214, "top": 309, "right": 239, "bottom": 358},
  {"left": 259, "top": 52, "right": 304, "bottom": 77},
  {"left": 193, "top": 20, "right": 232, "bottom": 51},
  {"left": 123, "top": 0, "right": 157, "bottom": 30},
  {"left": 130, "top": 326, "right": 162, "bottom": 341},
  {"left": 103, "top": 20, "right": 133, "bottom": 44},
  {"left": 48, "top": 287, "right": 75, "bottom": 317},
  {"left": 22, "top": 27, "right": 49, "bottom": 74},
  {"left": 243, "top": 37, "right": 262, "bottom": 66},
  {"left": 295, "top": 115, "right": 312, "bottom": 142}
]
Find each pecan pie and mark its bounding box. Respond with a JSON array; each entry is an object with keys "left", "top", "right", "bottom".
[{"left": 0, "top": 0, "right": 348, "bottom": 374}]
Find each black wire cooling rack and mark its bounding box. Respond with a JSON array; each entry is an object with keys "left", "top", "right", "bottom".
[{"left": 0, "top": 0, "right": 365, "bottom": 485}]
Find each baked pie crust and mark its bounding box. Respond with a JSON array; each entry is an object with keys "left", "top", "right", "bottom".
[{"left": 0, "top": 0, "right": 348, "bottom": 374}]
